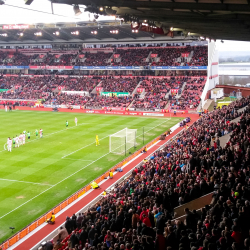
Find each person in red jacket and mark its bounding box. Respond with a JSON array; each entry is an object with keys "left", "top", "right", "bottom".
[
  {"left": 142, "top": 214, "right": 152, "bottom": 228},
  {"left": 231, "top": 226, "right": 242, "bottom": 244},
  {"left": 155, "top": 229, "right": 166, "bottom": 250},
  {"left": 140, "top": 207, "right": 148, "bottom": 221}
]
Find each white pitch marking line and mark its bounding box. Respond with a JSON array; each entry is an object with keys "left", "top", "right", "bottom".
[
  {"left": 63, "top": 158, "right": 94, "bottom": 162},
  {"left": 0, "top": 178, "right": 53, "bottom": 186},
  {"left": 0, "top": 118, "right": 171, "bottom": 220}
]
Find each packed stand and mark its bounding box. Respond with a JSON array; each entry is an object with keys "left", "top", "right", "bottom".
[
  {"left": 0, "top": 76, "right": 58, "bottom": 100},
  {"left": 85, "top": 95, "right": 133, "bottom": 109},
  {"left": 150, "top": 47, "right": 192, "bottom": 67},
  {"left": 77, "top": 52, "right": 113, "bottom": 66},
  {"left": 44, "top": 97, "right": 250, "bottom": 250},
  {"left": 47, "top": 93, "right": 91, "bottom": 106},
  {"left": 132, "top": 77, "right": 185, "bottom": 110},
  {"left": 187, "top": 47, "right": 208, "bottom": 66},
  {"left": 63, "top": 78, "right": 100, "bottom": 92},
  {"left": 169, "top": 77, "right": 206, "bottom": 110},
  {"left": 100, "top": 78, "right": 140, "bottom": 93},
  {"left": 113, "top": 49, "right": 149, "bottom": 66}
]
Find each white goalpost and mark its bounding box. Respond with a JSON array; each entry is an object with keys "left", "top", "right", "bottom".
[{"left": 109, "top": 128, "right": 137, "bottom": 155}]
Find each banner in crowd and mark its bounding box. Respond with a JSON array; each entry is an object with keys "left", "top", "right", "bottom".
[
  {"left": 0, "top": 65, "right": 207, "bottom": 70},
  {"left": 0, "top": 66, "right": 28, "bottom": 69},
  {"left": 15, "top": 85, "right": 21, "bottom": 89},
  {"left": 75, "top": 66, "right": 143, "bottom": 70},
  {"left": 171, "top": 89, "right": 179, "bottom": 94},
  {"left": 29, "top": 66, "right": 74, "bottom": 70},
  {"left": 61, "top": 91, "right": 89, "bottom": 96},
  {"left": 181, "top": 53, "right": 190, "bottom": 58},
  {"left": 143, "top": 113, "right": 164, "bottom": 117},
  {"left": 96, "top": 87, "right": 103, "bottom": 92},
  {"left": 137, "top": 88, "right": 144, "bottom": 93},
  {"left": 78, "top": 55, "right": 85, "bottom": 58},
  {"left": 0, "top": 89, "right": 8, "bottom": 92},
  {"left": 101, "top": 92, "right": 129, "bottom": 97},
  {"left": 113, "top": 54, "right": 120, "bottom": 58},
  {"left": 103, "top": 107, "right": 124, "bottom": 111},
  {"left": 151, "top": 66, "right": 207, "bottom": 70},
  {"left": 151, "top": 54, "right": 158, "bottom": 58},
  {"left": 58, "top": 86, "right": 64, "bottom": 90}
]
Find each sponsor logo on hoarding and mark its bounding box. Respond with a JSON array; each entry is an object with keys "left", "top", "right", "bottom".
[{"left": 143, "top": 113, "right": 164, "bottom": 117}]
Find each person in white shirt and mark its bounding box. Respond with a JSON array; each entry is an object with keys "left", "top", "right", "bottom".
[
  {"left": 5, "top": 105, "right": 7, "bottom": 112},
  {"left": 15, "top": 135, "right": 19, "bottom": 148},
  {"left": 22, "top": 133, "right": 26, "bottom": 145},
  {"left": 7, "top": 137, "right": 12, "bottom": 152},
  {"left": 39, "top": 129, "right": 43, "bottom": 138},
  {"left": 75, "top": 117, "right": 78, "bottom": 126},
  {"left": 19, "top": 133, "right": 23, "bottom": 146}
]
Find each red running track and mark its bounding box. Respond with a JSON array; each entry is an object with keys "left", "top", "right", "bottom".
[{"left": 13, "top": 114, "right": 199, "bottom": 250}]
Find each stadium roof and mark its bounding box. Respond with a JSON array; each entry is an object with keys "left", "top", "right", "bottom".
[
  {"left": 0, "top": 21, "right": 197, "bottom": 45},
  {"left": 51, "top": 0, "right": 250, "bottom": 41}
]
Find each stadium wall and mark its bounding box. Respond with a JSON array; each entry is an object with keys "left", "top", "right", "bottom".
[{"left": 200, "top": 41, "right": 219, "bottom": 107}]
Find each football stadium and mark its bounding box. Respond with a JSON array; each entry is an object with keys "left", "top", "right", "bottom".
[{"left": 0, "top": 1, "right": 250, "bottom": 250}]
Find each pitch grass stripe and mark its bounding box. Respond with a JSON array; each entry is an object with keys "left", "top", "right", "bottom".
[
  {"left": 0, "top": 118, "right": 171, "bottom": 220},
  {"left": 0, "top": 178, "right": 53, "bottom": 186}
]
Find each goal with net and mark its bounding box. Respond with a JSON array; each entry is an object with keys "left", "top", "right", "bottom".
[{"left": 109, "top": 128, "right": 137, "bottom": 155}]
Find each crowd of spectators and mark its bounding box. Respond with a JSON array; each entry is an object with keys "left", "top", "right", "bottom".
[
  {"left": 0, "top": 75, "right": 208, "bottom": 111},
  {"left": 48, "top": 93, "right": 91, "bottom": 106},
  {"left": 0, "top": 46, "right": 208, "bottom": 67},
  {"left": 132, "top": 77, "right": 185, "bottom": 110},
  {"left": 63, "top": 78, "right": 100, "bottom": 92},
  {"left": 40, "top": 97, "right": 250, "bottom": 250},
  {"left": 132, "top": 92, "right": 167, "bottom": 110},
  {"left": 187, "top": 47, "right": 208, "bottom": 67},
  {"left": 169, "top": 77, "right": 206, "bottom": 110},
  {"left": 150, "top": 47, "right": 191, "bottom": 67},
  {"left": 85, "top": 95, "right": 133, "bottom": 109},
  {"left": 113, "top": 49, "right": 149, "bottom": 66},
  {"left": 100, "top": 78, "right": 140, "bottom": 93},
  {"left": 78, "top": 52, "right": 113, "bottom": 66}
]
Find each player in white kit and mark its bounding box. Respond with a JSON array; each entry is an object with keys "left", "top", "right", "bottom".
[
  {"left": 22, "top": 132, "right": 26, "bottom": 145},
  {"left": 75, "top": 117, "right": 78, "bottom": 126},
  {"left": 39, "top": 129, "right": 43, "bottom": 138},
  {"left": 15, "top": 135, "right": 19, "bottom": 148},
  {"left": 19, "top": 133, "right": 23, "bottom": 146},
  {"left": 7, "top": 138, "right": 12, "bottom": 152},
  {"left": 5, "top": 105, "right": 7, "bottom": 112}
]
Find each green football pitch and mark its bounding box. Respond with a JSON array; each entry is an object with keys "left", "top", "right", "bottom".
[{"left": 0, "top": 109, "right": 181, "bottom": 242}]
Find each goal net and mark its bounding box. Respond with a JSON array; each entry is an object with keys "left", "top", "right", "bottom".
[{"left": 109, "top": 128, "right": 137, "bottom": 154}]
